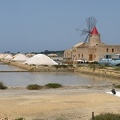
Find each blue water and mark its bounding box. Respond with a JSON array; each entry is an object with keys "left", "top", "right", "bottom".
[{"left": 0, "top": 63, "right": 118, "bottom": 87}]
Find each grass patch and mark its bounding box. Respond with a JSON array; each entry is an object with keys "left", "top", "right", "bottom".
[
  {"left": 0, "top": 82, "right": 7, "bottom": 89},
  {"left": 56, "top": 118, "right": 65, "bottom": 120},
  {"left": 114, "top": 66, "right": 120, "bottom": 71},
  {"left": 114, "top": 84, "right": 120, "bottom": 88},
  {"left": 15, "top": 118, "right": 25, "bottom": 120},
  {"left": 45, "top": 83, "right": 62, "bottom": 88},
  {"left": 27, "top": 84, "right": 42, "bottom": 90},
  {"left": 91, "top": 112, "right": 120, "bottom": 120},
  {"left": 27, "top": 83, "right": 63, "bottom": 90},
  {"left": 53, "top": 65, "right": 69, "bottom": 68}
]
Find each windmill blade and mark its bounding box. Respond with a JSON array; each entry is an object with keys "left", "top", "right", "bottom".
[
  {"left": 86, "top": 16, "right": 97, "bottom": 31},
  {"left": 84, "top": 34, "right": 89, "bottom": 44},
  {"left": 80, "top": 28, "right": 89, "bottom": 35},
  {"left": 76, "top": 16, "right": 97, "bottom": 44},
  {"left": 76, "top": 28, "right": 89, "bottom": 36},
  {"left": 76, "top": 29, "right": 82, "bottom": 31},
  {"left": 90, "top": 16, "right": 97, "bottom": 30},
  {"left": 86, "top": 17, "right": 91, "bottom": 31}
]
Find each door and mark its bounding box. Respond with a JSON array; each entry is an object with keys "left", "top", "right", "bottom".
[{"left": 89, "top": 54, "right": 93, "bottom": 61}]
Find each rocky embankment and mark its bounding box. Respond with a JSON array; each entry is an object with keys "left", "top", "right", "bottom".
[{"left": 75, "top": 65, "right": 120, "bottom": 79}]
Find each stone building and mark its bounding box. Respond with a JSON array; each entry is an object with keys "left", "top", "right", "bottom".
[{"left": 64, "top": 26, "right": 120, "bottom": 62}]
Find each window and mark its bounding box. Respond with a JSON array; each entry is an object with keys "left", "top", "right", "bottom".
[
  {"left": 65, "top": 54, "right": 66, "bottom": 58},
  {"left": 73, "top": 49, "right": 76, "bottom": 52},
  {"left": 106, "top": 48, "right": 108, "bottom": 52},
  {"left": 112, "top": 48, "right": 114, "bottom": 52},
  {"left": 82, "top": 54, "right": 83, "bottom": 58}
]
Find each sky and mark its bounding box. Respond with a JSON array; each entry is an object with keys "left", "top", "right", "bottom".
[{"left": 0, "top": 0, "right": 120, "bottom": 53}]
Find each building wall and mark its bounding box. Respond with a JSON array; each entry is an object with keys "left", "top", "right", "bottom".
[
  {"left": 88, "top": 34, "right": 101, "bottom": 46},
  {"left": 64, "top": 33, "right": 120, "bottom": 62},
  {"left": 73, "top": 46, "right": 88, "bottom": 60},
  {"left": 64, "top": 49, "right": 72, "bottom": 60},
  {"left": 64, "top": 45, "right": 120, "bottom": 62},
  {"left": 97, "top": 45, "right": 120, "bottom": 59}
]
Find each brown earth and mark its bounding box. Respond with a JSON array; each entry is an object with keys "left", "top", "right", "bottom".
[{"left": 0, "top": 86, "right": 120, "bottom": 120}]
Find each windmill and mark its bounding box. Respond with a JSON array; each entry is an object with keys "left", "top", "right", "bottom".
[{"left": 76, "top": 16, "right": 97, "bottom": 45}]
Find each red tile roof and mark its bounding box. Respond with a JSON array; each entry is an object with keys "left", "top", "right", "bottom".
[{"left": 91, "top": 27, "right": 99, "bottom": 35}]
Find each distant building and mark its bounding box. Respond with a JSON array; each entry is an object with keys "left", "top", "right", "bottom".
[{"left": 64, "top": 26, "right": 120, "bottom": 62}]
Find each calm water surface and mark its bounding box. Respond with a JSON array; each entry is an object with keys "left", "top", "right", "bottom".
[{"left": 0, "top": 63, "right": 119, "bottom": 87}]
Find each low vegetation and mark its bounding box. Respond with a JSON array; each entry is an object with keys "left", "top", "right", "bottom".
[
  {"left": 27, "top": 84, "right": 42, "bottom": 90},
  {"left": 0, "top": 82, "right": 7, "bottom": 89},
  {"left": 114, "top": 66, "right": 120, "bottom": 71},
  {"left": 14, "top": 118, "right": 25, "bottom": 120},
  {"left": 53, "top": 65, "right": 69, "bottom": 68},
  {"left": 45, "top": 83, "right": 62, "bottom": 88},
  {"left": 27, "top": 83, "right": 62, "bottom": 90},
  {"left": 114, "top": 84, "right": 120, "bottom": 88},
  {"left": 91, "top": 112, "right": 120, "bottom": 120}
]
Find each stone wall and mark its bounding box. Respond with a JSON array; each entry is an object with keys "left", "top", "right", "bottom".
[{"left": 75, "top": 66, "right": 120, "bottom": 79}]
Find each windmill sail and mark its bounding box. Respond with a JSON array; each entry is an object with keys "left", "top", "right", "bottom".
[{"left": 77, "top": 16, "right": 97, "bottom": 45}]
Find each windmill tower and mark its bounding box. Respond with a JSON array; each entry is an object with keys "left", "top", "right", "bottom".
[
  {"left": 78, "top": 16, "right": 101, "bottom": 46},
  {"left": 88, "top": 24, "right": 101, "bottom": 46}
]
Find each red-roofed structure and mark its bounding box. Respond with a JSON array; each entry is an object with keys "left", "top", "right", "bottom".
[
  {"left": 64, "top": 17, "right": 120, "bottom": 62},
  {"left": 91, "top": 27, "right": 99, "bottom": 35}
]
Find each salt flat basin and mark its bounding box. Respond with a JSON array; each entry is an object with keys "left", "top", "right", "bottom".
[
  {"left": 0, "top": 72, "right": 114, "bottom": 87},
  {"left": 0, "top": 63, "right": 120, "bottom": 87}
]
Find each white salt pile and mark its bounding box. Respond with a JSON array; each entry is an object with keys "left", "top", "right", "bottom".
[
  {"left": 4, "top": 54, "right": 13, "bottom": 60},
  {"left": 24, "top": 54, "right": 58, "bottom": 65},
  {"left": 0, "top": 54, "right": 8, "bottom": 59},
  {"left": 12, "top": 53, "right": 29, "bottom": 62}
]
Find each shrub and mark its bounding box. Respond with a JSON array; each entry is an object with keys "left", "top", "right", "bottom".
[
  {"left": 97, "top": 64, "right": 106, "bottom": 69},
  {"left": 114, "top": 66, "right": 120, "bottom": 71},
  {"left": 27, "top": 84, "right": 42, "bottom": 90},
  {"left": 0, "top": 82, "right": 7, "bottom": 89},
  {"left": 15, "top": 118, "right": 25, "bottom": 120},
  {"left": 114, "top": 84, "right": 120, "bottom": 88},
  {"left": 60, "top": 65, "right": 69, "bottom": 68},
  {"left": 56, "top": 118, "right": 64, "bottom": 120},
  {"left": 91, "top": 113, "right": 120, "bottom": 120},
  {"left": 45, "top": 83, "right": 62, "bottom": 88},
  {"left": 53, "top": 65, "right": 68, "bottom": 69},
  {"left": 68, "top": 64, "right": 74, "bottom": 67},
  {"left": 41, "top": 65, "right": 49, "bottom": 67}
]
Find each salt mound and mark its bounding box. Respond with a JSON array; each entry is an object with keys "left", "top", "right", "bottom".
[
  {"left": 4, "top": 54, "right": 13, "bottom": 60},
  {"left": 0, "top": 54, "right": 8, "bottom": 59},
  {"left": 24, "top": 54, "right": 58, "bottom": 65},
  {"left": 12, "top": 54, "right": 28, "bottom": 62}
]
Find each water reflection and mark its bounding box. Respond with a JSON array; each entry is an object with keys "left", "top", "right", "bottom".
[
  {"left": 0, "top": 62, "right": 24, "bottom": 71},
  {"left": 0, "top": 63, "right": 119, "bottom": 87}
]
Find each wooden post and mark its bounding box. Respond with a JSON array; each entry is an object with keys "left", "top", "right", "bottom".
[{"left": 92, "top": 112, "right": 94, "bottom": 120}]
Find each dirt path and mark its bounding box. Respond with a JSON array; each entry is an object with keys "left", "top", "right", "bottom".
[{"left": 0, "top": 86, "right": 120, "bottom": 120}]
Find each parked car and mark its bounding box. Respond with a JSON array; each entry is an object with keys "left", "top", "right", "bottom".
[
  {"left": 109, "top": 58, "right": 120, "bottom": 66},
  {"left": 98, "top": 54, "right": 120, "bottom": 66}
]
